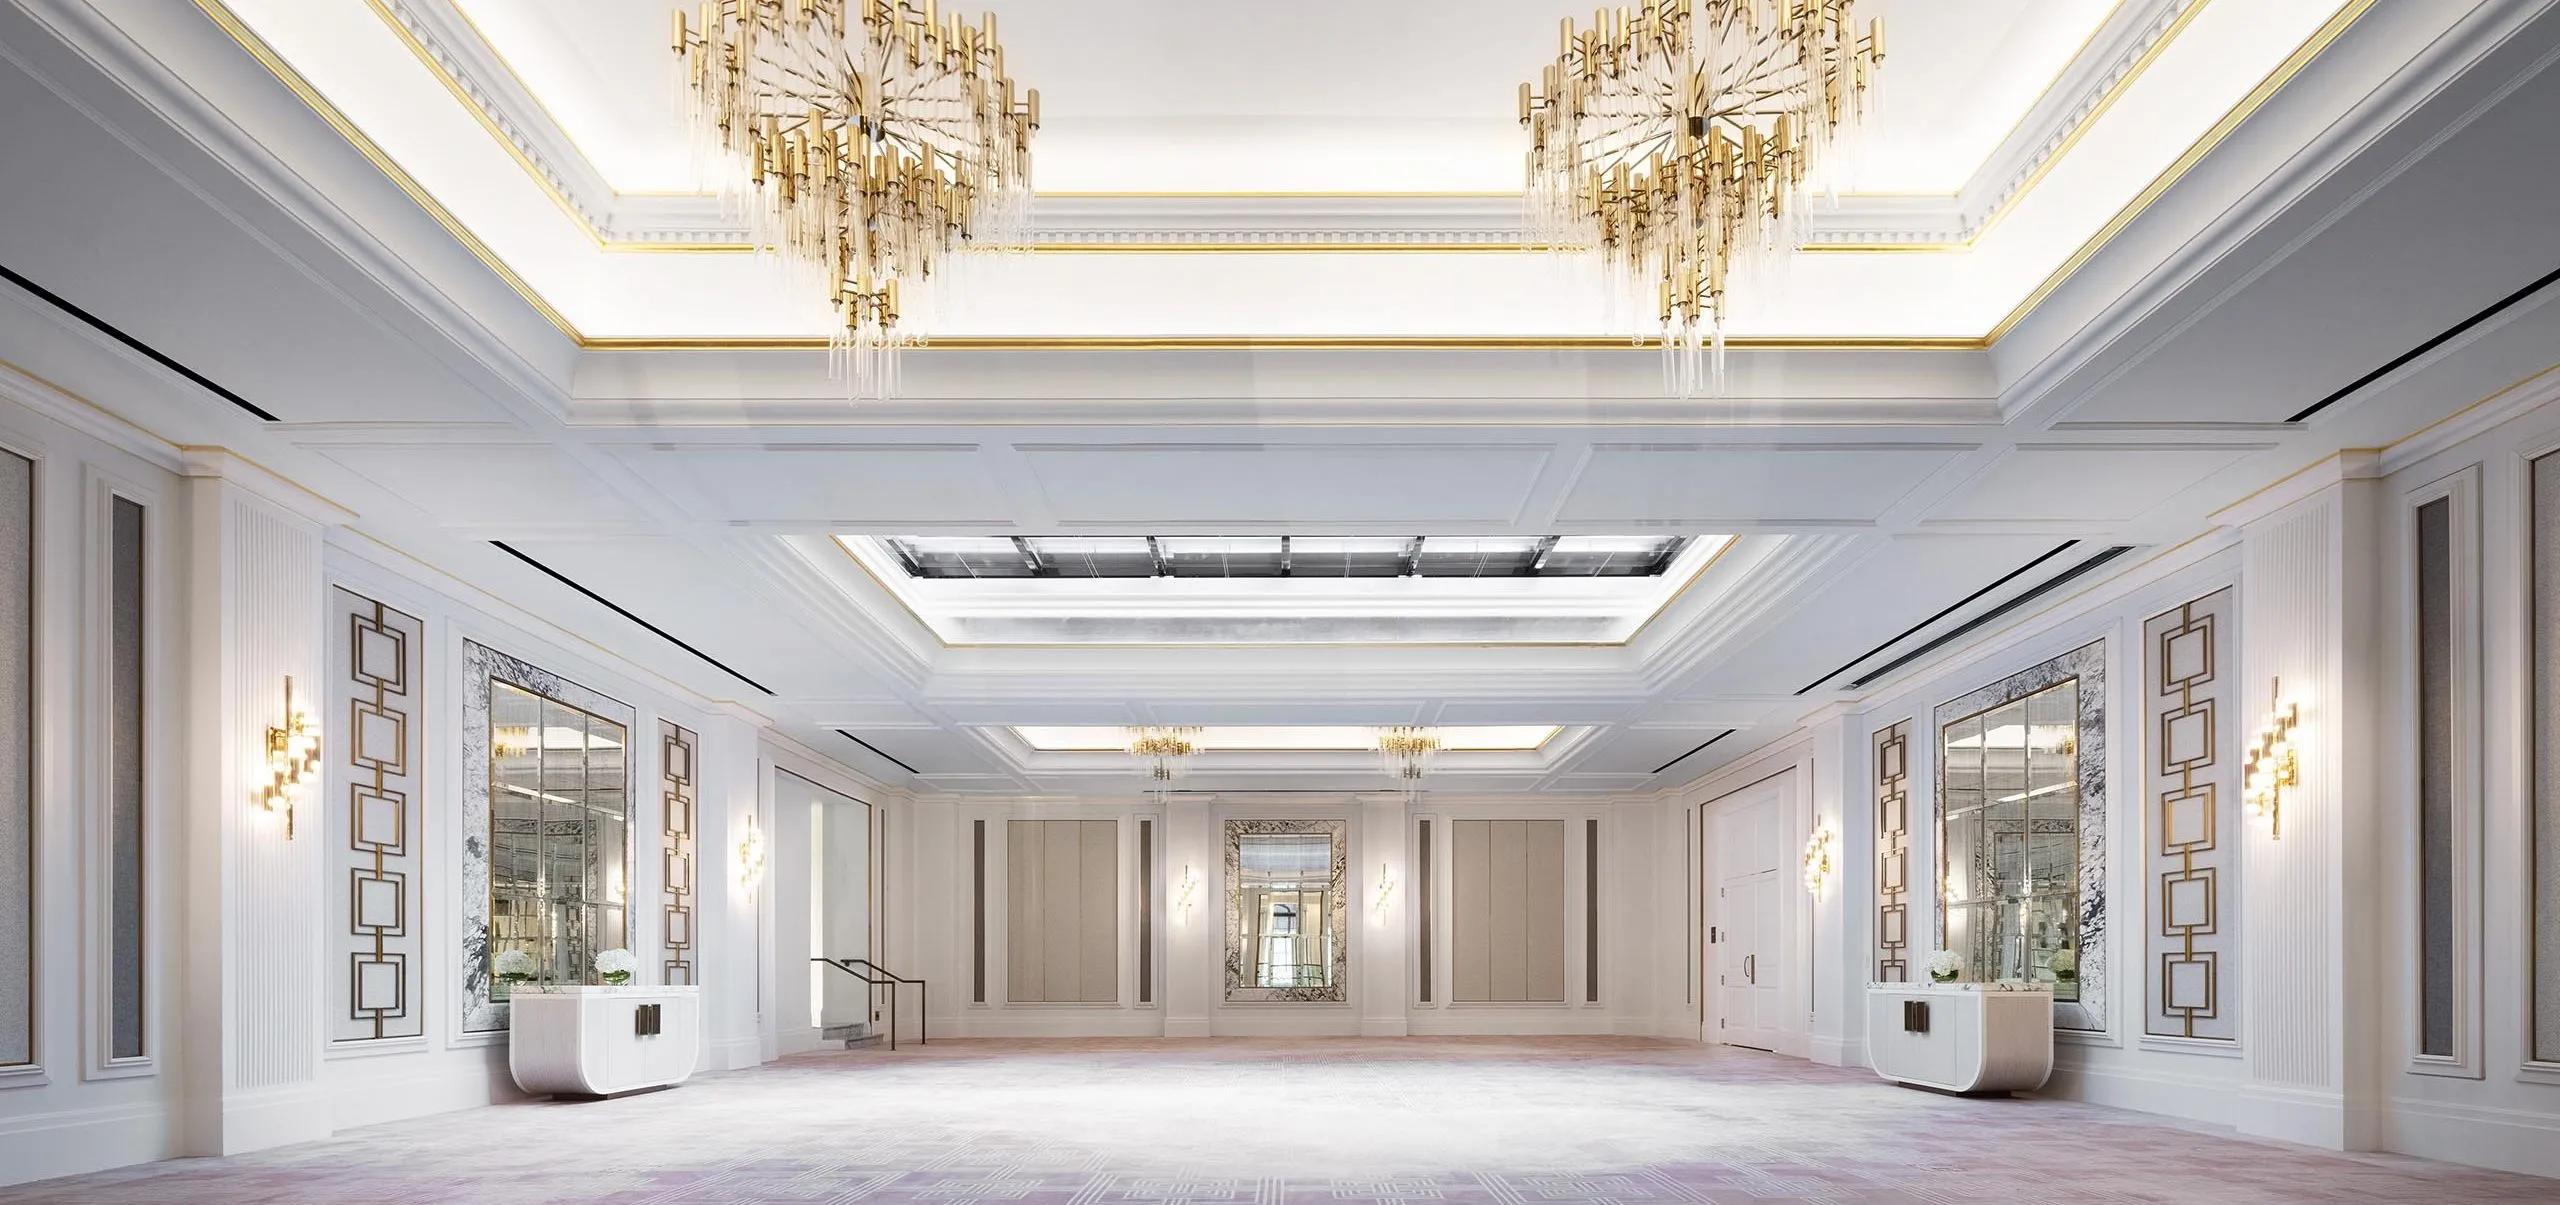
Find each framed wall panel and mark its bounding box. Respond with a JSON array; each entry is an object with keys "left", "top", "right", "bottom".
[
  {"left": 1873, "top": 721, "right": 1912, "bottom": 983},
  {"left": 1138, "top": 817, "right": 1154, "bottom": 1006},
  {"left": 327, "top": 589, "right": 424, "bottom": 1043},
  {"left": 1449, "top": 819, "right": 1568, "bottom": 1004},
  {"left": 660, "top": 723, "right": 698, "bottom": 986},
  {"left": 2529, "top": 450, "right": 2560, "bottom": 1064},
  {"left": 106, "top": 496, "right": 144, "bottom": 1063},
  {"left": 1005, "top": 819, "right": 1118, "bottom": 1004},
  {"left": 0, "top": 449, "right": 28, "bottom": 1070},
  {"left": 2142, "top": 588, "right": 2240, "bottom": 1045},
  {"left": 2406, "top": 469, "right": 2480, "bottom": 1077}
]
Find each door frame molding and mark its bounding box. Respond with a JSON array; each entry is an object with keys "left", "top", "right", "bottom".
[{"left": 1698, "top": 764, "right": 1815, "bottom": 1057}]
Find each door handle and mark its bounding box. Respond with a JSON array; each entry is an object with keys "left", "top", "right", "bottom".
[{"left": 1744, "top": 954, "right": 1756, "bottom": 984}]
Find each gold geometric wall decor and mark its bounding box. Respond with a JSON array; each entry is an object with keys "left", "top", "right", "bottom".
[
  {"left": 661, "top": 722, "right": 698, "bottom": 986},
  {"left": 2144, "top": 588, "right": 2239, "bottom": 1041},
  {"left": 1874, "top": 721, "right": 1912, "bottom": 982},
  {"left": 329, "top": 588, "right": 425, "bottom": 1042}
]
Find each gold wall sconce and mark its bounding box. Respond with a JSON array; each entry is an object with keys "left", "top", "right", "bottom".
[
  {"left": 1802, "top": 821, "right": 1837, "bottom": 898},
  {"left": 2244, "top": 677, "right": 2300, "bottom": 840},
  {"left": 260, "top": 676, "right": 319, "bottom": 838},
  {"left": 736, "top": 812, "right": 768, "bottom": 890},
  {"left": 1372, "top": 860, "right": 1396, "bottom": 915},
  {"left": 1175, "top": 864, "right": 1200, "bottom": 923}
]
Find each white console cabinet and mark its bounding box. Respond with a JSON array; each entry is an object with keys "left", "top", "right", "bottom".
[
  {"left": 1865, "top": 983, "right": 2053, "bottom": 1094},
  {"left": 508, "top": 986, "right": 700, "bottom": 1098}
]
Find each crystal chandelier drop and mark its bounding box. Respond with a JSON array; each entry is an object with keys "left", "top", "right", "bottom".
[
  {"left": 674, "top": 0, "right": 1040, "bottom": 398},
  {"left": 1522, "top": 1, "right": 1884, "bottom": 395},
  {"left": 1376, "top": 727, "right": 1442, "bottom": 790},
  {"left": 1126, "top": 726, "right": 1202, "bottom": 798}
]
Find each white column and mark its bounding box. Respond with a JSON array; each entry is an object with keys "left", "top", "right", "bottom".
[
  {"left": 1801, "top": 710, "right": 1857, "bottom": 1066},
  {"left": 1162, "top": 798, "right": 1213, "bottom": 1036},
  {"left": 693, "top": 710, "right": 765, "bottom": 1071},
  {"left": 1359, "top": 793, "right": 1409, "bottom": 1036},
  {"left": 176, "top": 452, "right": 339, "bottom": 1156},
  {"left": 2231, "top": 454, "right": 2384, "bottom": 1150}
]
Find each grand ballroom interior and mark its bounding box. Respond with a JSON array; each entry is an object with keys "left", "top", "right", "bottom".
[{"left": 5, "top": 0, "right": 2560, "bottom": 1201}]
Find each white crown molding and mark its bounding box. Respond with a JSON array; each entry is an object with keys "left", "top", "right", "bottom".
[{"left": 384, "top": 0, "right": 2194, "bottom": 251}]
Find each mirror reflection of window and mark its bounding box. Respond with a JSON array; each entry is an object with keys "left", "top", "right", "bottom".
[
  {"left": 487, "top": 682, "right": 630, "bottom": 986},
  {"left": 1238, "top": 834, "right": 1335, "bottom": 989},
  {"left": 1940, "top": 679, "right": 2080, "bottom": 999}
]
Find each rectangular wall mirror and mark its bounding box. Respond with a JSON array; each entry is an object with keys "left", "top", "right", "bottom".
[
  {"left": 488, "top": 682, "right": 631, "bottom": 987},
  {"left": 1940, "top": 679, "right": 2081, "bottom": 999},
  {"left": 1224, "top": 819, "right": 1346, "bottom": 1003}
]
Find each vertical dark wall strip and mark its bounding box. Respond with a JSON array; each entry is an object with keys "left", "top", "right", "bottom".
[
  {"left": 1586, "top": 817, "right": 1601, "bottom": 1003},
  {"left": 0, "top": 451, "right": 28, "bottom": 1067},
  {"left": 971, "top": 819, "right": 987, "bottom": 1005},
  {"left": 1138, "top": 819, "right": 1155, "bottom": 1005},
  {"left": 1416, "top": 819, "right": 1432, "bottom": 1004},
  {"left": 2417, "top": 497, "right": 2456, "bottom": 1057},
  {"left": 109, "top": 497, "right": 144, "bottom": 1060}
]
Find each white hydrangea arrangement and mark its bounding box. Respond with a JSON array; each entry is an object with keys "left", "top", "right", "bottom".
[
  {"left": 595, "top": 947, "right": 638, "bottom": 986},
  {"left": 1926, "top": 949, "right": 1962, "bottom": 983},
  {"left": 2049, "top": 947, "right": 2077, "bottom": 980},
  {"left": 492, "top": 948, "right": 537, "bottom": 983}
]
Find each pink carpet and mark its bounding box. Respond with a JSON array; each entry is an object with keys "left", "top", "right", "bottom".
[{"left": 3, "top": 1037, "right": 2547, "bottom": 1203}]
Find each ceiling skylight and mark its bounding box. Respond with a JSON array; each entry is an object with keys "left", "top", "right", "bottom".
[{"left": 887, "top": 535, "right": 1689, "bottom": 580}]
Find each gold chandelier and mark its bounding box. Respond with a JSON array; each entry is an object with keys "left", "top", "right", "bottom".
[
  {"left": 1522, "top": 1, "right": 1884, "bottom": 394},
  {"left": 1126, "top": 726, "right": 1202, "bottom": 786},
  {"left": 674, "top": 0, "right": 1039, "bottom": 398},
  {"left": 1376, "top": 726, "right": 1442, "bottom": 785}
]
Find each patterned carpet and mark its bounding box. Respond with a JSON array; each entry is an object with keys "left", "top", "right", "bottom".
[{"left": 3, "top": 1037, "right": 2549, "bottom": 1203}]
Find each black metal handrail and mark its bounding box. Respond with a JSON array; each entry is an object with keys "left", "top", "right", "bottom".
[{"left": 810, "top": 957, "right": 927, "bottom": 1049}]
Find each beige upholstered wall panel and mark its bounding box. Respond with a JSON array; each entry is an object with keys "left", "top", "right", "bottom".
[
  {"left": 1451, "top": 820, "right": 1568, "bottom": 1003},
  {"left": 1006, "top": 820, "right": 1119, "bottom": 1003}
]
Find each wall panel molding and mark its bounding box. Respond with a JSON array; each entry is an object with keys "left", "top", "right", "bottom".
[
  {"left": 327, "top": 588, "right": 424, "bottom": 1043},
  {"left": 660, "top": 722, "right": 697, "bottom": 986},
  {"left": 1872, "top": 721, "right": 1911, "bottom": 983},
  {"left": 2143, "top": 587, "right": 2241, "bottom": 1045}
]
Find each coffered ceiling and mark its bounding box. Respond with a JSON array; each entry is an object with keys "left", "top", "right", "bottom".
[{"left": 0, "top": 0, "right": 2554, "bottom": 796}]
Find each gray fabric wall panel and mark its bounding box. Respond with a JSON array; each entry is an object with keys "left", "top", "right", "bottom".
[
  {"left": 1007, "top": 820, "right": 1119, "bottom": 1004},
  {"left": 2417, "top": 498, "right": 2456, "bottom": 1058},
  {"left": 108, "top": 497, "right": 143, "bottom": 1061},
  {"left": 2533, "top": 453, "right": 2560, "bottom": 1060},
  {"left": 0, "top": 451, "right": 27, "bottom": 1066},
  {"left": 1451, "top": 820, "right": 1568, "bottom": 1004}
]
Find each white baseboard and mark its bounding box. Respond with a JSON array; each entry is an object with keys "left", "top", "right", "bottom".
[
  {"left": 205, "top": 1083, "right": 334, "bottom": 1155},
  {"left": 324, "top": 1050, "right": 519, "bottom": 1131},
  {"left": 1360, "top": 1017, "right": 1410, "bottom": 1037},
  {"left": 2232, "top": 1084, "right": 2348, "bottom": 1150},
  {"left": 2382, "top": 1095, "right": 2560, "bottom": 1178},
  {"left": 708, "top": 1035, "right": 764, "bottom": 1071},
  {"left": 1208, "top": 1013, "right": 1364, "bottom": 1037},
  {"left": 1807, "top": 1036, "right": 1847, "bottom": 1067},
  {"left": 1163, "top": 1017, "right": 1212, "bottom": 1038},
  {"left": 0, "top": 1098, "right": 172, "bottom": 1188},
  {"left": 2037, "top": 1056, "right": 2244, "bottom": 1128}
]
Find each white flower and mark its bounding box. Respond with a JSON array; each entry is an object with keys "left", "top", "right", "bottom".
[
  {"left": 493, "top": 949, "right": 537, "bottom": 979},
  {"left": 594, "top": 948, "right": 639, "bottom": 978},
  {"left": 2049, "top": 947, "right": 2076, "bottom": 975},
  {"left": 1926, "top": 950, "right": 1961, "bottom": 978}
]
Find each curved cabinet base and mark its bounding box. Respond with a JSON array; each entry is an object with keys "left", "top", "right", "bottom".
[
  {"left": 508, "top": 986, "right": 700, "bottom": 1099},
  {"left": 1866, "top": 984, "right": 2054, "bottom": 1095}
]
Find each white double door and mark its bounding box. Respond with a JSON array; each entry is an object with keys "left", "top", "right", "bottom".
[{"left": 1707, "top": 776, "right": 1788, "bottom": 1052}]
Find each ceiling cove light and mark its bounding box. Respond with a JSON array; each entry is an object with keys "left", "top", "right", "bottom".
[
  {"left": 1522, "top": 0, "right": 1884, "bottom": 394},
  {"left": 674, "top": 0, "right": 1040, "bottom": 399}
]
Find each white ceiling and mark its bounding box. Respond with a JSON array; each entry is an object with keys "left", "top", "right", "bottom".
[
  {"left": 0, "top": 0, "right": 2551, "bottom": 796},
  {"left": 200, "top": 0, "right": 2368, "bottom": 340}
]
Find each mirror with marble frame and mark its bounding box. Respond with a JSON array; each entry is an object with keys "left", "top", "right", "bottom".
[{"left": 1223, "top": 819, "right": 1348, "bottom": 1003}]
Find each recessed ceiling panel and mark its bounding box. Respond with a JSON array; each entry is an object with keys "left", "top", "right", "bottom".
[
  {"left": 1923, "top": 445, "right": 2263, "bottom": 525},
  {"left": 1017, "top": 444, "right": 1552, "bottom": 526},
  {"left": 599, "top": 445, "right": 1017, "bottom": 524},
  {"left": 1556, "top": 444, "right": 1974, "bottom": 525},
  {"left": 308, "top": 444, "right": 641, "bottom": 528}
]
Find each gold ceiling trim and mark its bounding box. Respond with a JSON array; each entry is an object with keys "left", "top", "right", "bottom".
[
  {"left": 1012, "top": 725, "right": 1568, "bottom": 754},
  {"left": 583, "top": 334, "right": 1984, "bottom": 353},
  {"left": 827, "top": 534, "right": 1738, "bottom": 651},
  {"left": 194, "top": 0, "right": 588, "bottom": 341},
  {"left": 205, "top": 0, "right": 2361, "bottom": 355},
  {"left": 378, "top": 0, "right": 2183, "bottom": 257},
  {"left": 1981, "top": 0, "right": 2377, "bottom": 345}
]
